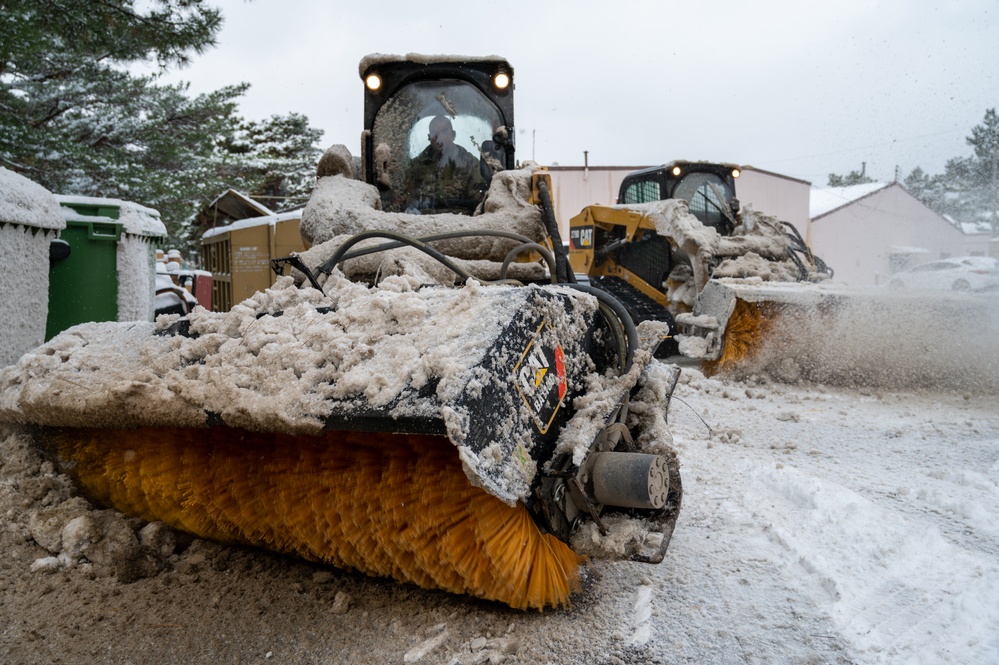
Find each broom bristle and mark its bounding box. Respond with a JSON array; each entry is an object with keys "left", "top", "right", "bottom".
[
  {"left": 703, "top": 299, "right": 776, "bottom": 375},
  {"left": 49, "top": 427, "right": 583, "bottom": 610}
]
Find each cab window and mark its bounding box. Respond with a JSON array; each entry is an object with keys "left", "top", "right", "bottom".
[
  {"left": 371, "top": 80, "right": 503, "bottom": 214},
  {"left": 621, "top": 178, "right": 661, "bottom": 204},
  {"left": 672, "top": 172, "right": 735, "bottom": 229}
]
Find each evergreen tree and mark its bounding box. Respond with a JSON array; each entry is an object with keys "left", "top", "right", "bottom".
[
  {"left": 0, "top": 0, "right": 324, "bottom": 253},
  {"left": 224, "top": 113, "right": 324, "bottom": 211},
  {"left": 827, "top": 163, "right": 874, "bottom": 187},
  {"left": 965, "top": 108, "right": 999, "bottom": 235},
  {"left": 902, "top": 166, "right": 932, "bottom": 199},
  {"left": 903, "top": 109, "right": 999, "bottom": 236}
]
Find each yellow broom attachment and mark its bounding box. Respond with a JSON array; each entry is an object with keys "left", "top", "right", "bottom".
[
  {"left": 702, "top": 298, "right": 780, "bottom": 375},
  {"left": 46, "top": 426, "right": 584, "bottom": 611}
]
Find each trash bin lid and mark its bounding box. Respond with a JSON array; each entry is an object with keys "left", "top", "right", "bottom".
[
  {"left": 0, "top": 167, "right": 65, "bottom": 231},
  {"left": 56, "top": 195, "right": 167, "bottom": 239}
]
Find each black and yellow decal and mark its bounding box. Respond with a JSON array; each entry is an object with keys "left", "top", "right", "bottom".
[
  {"left": 514, "top": 318, "right": 568, "bottom": 434},
  {"left": 568, "top": 225, "right": 593, "bottom": 250}
]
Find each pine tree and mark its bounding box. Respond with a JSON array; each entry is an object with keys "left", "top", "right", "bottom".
[
  {"left": 0, "top": 0, "right": 324, "bottom": 253},
  {"left": 827, "top": 162, "right": 874, "bottom": 187},
  {"left": 226, "top": 113, "right": 324, "bottom": 211},
  {"left": 965, "top": 108, "right": 999, "bottom": 235},
  {"left": 904, "top": 110, "right": 999, "bottom": 236}
]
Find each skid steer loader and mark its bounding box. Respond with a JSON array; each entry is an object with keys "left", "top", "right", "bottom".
[
  {"left": 568, "top": 160, "right": 833, "bottom": 368},
  {"left": 566, "top": 162, "right": 999, "bottom": 391},
  {"left": 0, "top": 54, "right": 683, "bottom": 611}
]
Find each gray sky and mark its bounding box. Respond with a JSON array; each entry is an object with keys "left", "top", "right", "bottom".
[{"left": 153, "top": 0, "right": 998, "bottom": 186}]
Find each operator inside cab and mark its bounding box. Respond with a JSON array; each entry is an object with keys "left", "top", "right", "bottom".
[
  {"left": 403, "top": 115, "right": 485, "bottom": 214},
  {"left": 370, "top": 79, "right": 507, "bottom": 215}
]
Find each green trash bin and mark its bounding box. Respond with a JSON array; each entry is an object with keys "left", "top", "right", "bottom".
[{"left": 45, "top": 212, "right": 123, "bottom": 341}]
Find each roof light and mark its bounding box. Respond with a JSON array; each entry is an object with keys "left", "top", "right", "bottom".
[
  {"left": 671, "top": 165, "right": 682, "bottom": 177},
  {"left": 365, "top": 73, "right": 382, "bottom": 91},
  {"left": 731, "top": 168, "right": 741, "bottom": 178},
  {"left": 493, "top": 72, "right": 511, "bottom": 90}
]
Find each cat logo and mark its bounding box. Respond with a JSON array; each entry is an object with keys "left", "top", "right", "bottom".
[
  {"left": 569, "top": 225, "right": 593, "bottom": 249},
  {"left": 513, "top": 318, "right": 567, "bottom": 433}
]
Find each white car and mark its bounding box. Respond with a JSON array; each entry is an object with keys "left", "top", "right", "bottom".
[{"left": 889, "top": 256, "right": 999, "bottom": 292}]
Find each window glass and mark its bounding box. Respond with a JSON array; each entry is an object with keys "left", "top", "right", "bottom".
[
  {"left": 673, "top": 172, "right": 735, "bottom": 228},
  {"left": 622, "top": 179, "right": 660, "bottom": 204},
  {"left": 372, "top": 80, "right": 503, "bottom": 214}
]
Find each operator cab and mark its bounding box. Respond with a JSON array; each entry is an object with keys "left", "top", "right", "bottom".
[
  {"left": 360, "top": 56, "right": 516, "bottom": 216},
  {"left": 618, "top": 161, "right": 741, "bottom": 234}
]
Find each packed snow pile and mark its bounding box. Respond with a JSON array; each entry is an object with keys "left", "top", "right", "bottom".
[
  {"left": 0, "top": 168, "right": 66, "bottom": 366},
  {"left": 624, "top": 199, "right": 823, "bottom": 309},
  {"left": 299, "top": 153, "right": 550, "bottom": 281}
]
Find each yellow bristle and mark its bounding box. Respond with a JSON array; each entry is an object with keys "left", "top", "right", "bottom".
[
  {"left": 47, "top": 426, "right": 584, "bottom": 610},
  {"left": 703, "top": 298, "right": 779, "bottom": 375}
]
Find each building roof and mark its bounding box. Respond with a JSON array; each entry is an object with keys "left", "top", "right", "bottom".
[
  {"left": 201, "top": 210, "right": 302, "bottom": 240},
  {"left": 196, "top": 189, "right": 274, "bottom": 233},
  {"left": 809, "top": 182, "right": 891, "bottom": 219},
  {"left": 740, "top": 165, "right": 812, "bottom": 186}
]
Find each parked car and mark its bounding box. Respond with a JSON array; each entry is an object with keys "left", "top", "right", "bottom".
[{"left": 888, "top": 256, "right": 999, "bottom": 292}]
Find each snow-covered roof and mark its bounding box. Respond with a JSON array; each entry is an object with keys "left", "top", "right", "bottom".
[
  {"left": 205, "top": 189, "right": 273, "bottom": 220},
  {"left": 809, "top": 182, "right": 891, "bottom": 219},
  {"left": 0, "top": 167, "right": 65, "bottom": 231},
  {"left": 201, "top": 210, "right": 302, "bottom": 239},
  {"left": 56, "top": 195, "right": 167, "bottom": 238}
]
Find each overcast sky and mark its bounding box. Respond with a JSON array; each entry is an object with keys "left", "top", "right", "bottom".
[{"left": 150, "top": 0, "right": 998, "bottom": 186}]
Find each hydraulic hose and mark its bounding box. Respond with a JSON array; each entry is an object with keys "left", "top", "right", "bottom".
[
  {"left": 536, "top": 179, "right": 576, "bottom": 284},
  {"left": 564, "top": 282, "right": 638, "bottom": 374}
]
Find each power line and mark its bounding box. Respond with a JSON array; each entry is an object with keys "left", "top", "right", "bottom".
[{"left": 760, "top": 128, "right": 967, "bottom": 168}]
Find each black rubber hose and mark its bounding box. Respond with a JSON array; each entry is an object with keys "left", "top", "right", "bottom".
[
  {"left": 536, "top": 179, "right": 576, "bottom": 284},
  {"left": 501, "top": 242, "right": 557, "bottom": 283},
  {"left": 331, "top": 229, "right": 548, "bottom": 263},
  {"left": 315, "top": 230, "right": 525, "bottom": 288},
  {"left": 564, "top": 282, "right": 638, "bottom": 373},
  {"left": 315, "top": 229, "right": 556, "bottom": 283},
  {"left": 316, "top": 230, "right": 477, "bottom": 283},
  {"left": 271, "top": 255, "right": 324, "bottom": 291}
]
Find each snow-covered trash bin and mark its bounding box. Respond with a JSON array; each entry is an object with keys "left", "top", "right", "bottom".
[
  {"left": 0, "top": 168, "right": 66, "bottom": 367},
  {"left": 47, "top": 196, "right": 167, "bottom": 340}
]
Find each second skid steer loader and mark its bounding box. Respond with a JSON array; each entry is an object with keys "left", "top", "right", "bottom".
[
  {"left": 567, "top": 162, "right": 999, "bottom": 391},
  {"left": 568, "top": 160, "right": 832, "bottom": 366}
]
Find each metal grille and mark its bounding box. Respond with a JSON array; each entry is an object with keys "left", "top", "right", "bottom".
[{"left": 617, "top": 233, "right": 673, "bottom": 289}]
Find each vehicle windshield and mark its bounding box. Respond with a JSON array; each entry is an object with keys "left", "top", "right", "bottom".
[
  {"left": 371, "top": 79, "right": 504, "bottom": 215},
  {"left": 673, "top": 172, "right": 736, "bottom": 229}
]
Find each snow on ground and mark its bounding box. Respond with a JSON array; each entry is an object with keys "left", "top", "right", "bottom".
[
  {"left": 2, "top": 362, "right": 997, "bottom": 664},
  {"left": 665, "top": 369, "right": 999, "bottom": 664}
]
